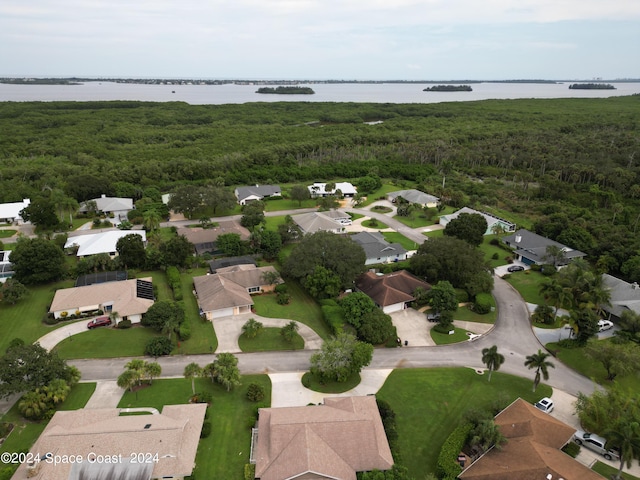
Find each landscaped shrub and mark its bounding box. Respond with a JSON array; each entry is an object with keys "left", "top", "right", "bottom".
[
  {"left": 276, "top": 292, "right": 291, "bottom": 305},
  {"left": 455, "top": 289, "right": 469, "bottom": 303},
  {"left": 200, "top": 421, "right": 212, "bottom": 438},
  {"left": 274, "top": 283, "right": 288, "bottom": 294},
  {"left": 178, "top": 322, "right": 191, "bottom": 341},
  {"left": 562, "top": 441, "right": 580, "bottom": 458},
  {"left": 436, "top": 423, "right": 473, "bottom": 480},
  {"left": 144, "top": 337, "right": 173, "bottom": 357},
  {"left": 166, "top": 266, "right": 183, "bottom": 300},
  {"left": 192, "top": 392, "right": 212, "bottom": 404},
  {"left": 44, "top": 314, "right": 59, "bottom": 325},
  {"left": 117, "top": 319, "right": 132, "bottom": 329},
  {"left": 246, "top": 383, "right": 265, "bottom": 402},
  {"left": 472, "top": 293, "right": 493, "bottom": 314},
  {"left": 491, "top": 252, "right": 499, "bottom": 260}
]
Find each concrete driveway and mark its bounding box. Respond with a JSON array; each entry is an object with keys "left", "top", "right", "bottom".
[
  {"left": 391, "top": 309, "right": 435, "bottom": 347},
  {"left": 213, "top": 312, "right": 324, "bottom": 353},
  {"left": 83, "top": 381, "right": 125, "bottom": 409},
  {"left": 37, "top": 319, "right": 94, "bottom": 351}
]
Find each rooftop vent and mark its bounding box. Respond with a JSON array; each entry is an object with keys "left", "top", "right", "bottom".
[{"left": 144, "top": 424, "right": 152, "bottom": 429}]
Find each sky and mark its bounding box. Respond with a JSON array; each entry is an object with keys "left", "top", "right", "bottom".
[{"left": 1, "top": 0, "right": 639, "bottom": 80}]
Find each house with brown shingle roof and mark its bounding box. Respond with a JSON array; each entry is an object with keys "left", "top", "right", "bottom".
[
  {"left": 355, "top": 270, "right": 431, "bottom": 314},
  {"left": 253, "top": 396, "right": 394, "bottom": 480},
  {"left": 13, "top": 403, "right": 207, "bottom": 480},
  {"left": 49, "top": 277, "right": 154, "bottom": 323},
  {"left": 459, "top": 398, "right": 605, "bottom": 480},
  {"left": 177, "top": 220, "right": 250, "bottom": 255},
  {"left": 193, "top": 264, "right": 281, "bottom": 320}
]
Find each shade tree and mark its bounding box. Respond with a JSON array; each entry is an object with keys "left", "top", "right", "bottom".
[
  {"left": 310, "top": 333, "right": 373, "bottom": 382},
  {"left": 443, "top": 213, "right": 487, "bottom": 247}
]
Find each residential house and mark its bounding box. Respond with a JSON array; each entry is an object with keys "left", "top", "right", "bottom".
[
  {"left": 355, "top": 270, "right": 431, "bottom": 314},
  {"left": 351, "top": 231, "right": 408, "bottom": 265},
  {"left": 602, "top": 273, "right": 640, "bottom": 320},
  {"left": 252, "top": 396, "right": 394, "bottom": 480},
  {"left": 13, "top": 404, "right": 206, "bottom": 480},
  {"left": 49, "top": 277, "right": 155, "bottom": 323},
  {"left": 0, "top": 250, "right": 14, "bottom": 283},
  {"left": 439, "top": 207, "right": 516, "bottom": 235},
  {"left": 177, "top": 220, "right": 250, "bottom": 255},
  {"left": 0, "top": 198, "right": 30, "bottom": 224},
  {"left": 235, "top": 185, "right": 282, "bottom": 205},
  {"left": 502, "top": 229, "right": 586, "bottom": 267},
  {"left": 292, "top": 211, "right": 348, "bottom": 235},
  {"left": 78, "top": 194, "right": 134, "bottom": 225},
  {"left": 308, "top": 182, "right": 357, "bottom": 198},
  {"left": 387, "top": 189, "right": 439, "bottom": 208},
  {"left": 459, "top": 398, "right": 604, "bottom": 480},
  {"left": 193, "top": 264, "right": 281, "bottom": 320},
  {"left": 64, "top": 230, "right": 146, "bottom": 257}
]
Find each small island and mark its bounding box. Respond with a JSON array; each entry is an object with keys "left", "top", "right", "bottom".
[
  {"left": 256, "top": 86, "right": 315, "bottom": 95},
  {"left": 423, "top": 85, "right": 472, "bottom": 92},
  {"left": 568, "top": 83, "right": 616, "bottom": 90},
  {"left": 0, "top": 78, "right": 82, "bottom": 85}
]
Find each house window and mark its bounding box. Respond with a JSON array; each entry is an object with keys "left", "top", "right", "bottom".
[
  {"left": 248, "top": 286, "right": 260, "bottom": 293},
  {"left": 104, "top": 305, "right": 113, "bottom": 312}
]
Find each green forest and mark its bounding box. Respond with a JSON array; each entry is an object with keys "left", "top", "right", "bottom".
[{"left": 1, "top": 96, "right": 640, "bottom": 279}]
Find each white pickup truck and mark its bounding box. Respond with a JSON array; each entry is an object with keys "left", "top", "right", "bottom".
[{"left": 573, "top": 430, "right": 620, "bottom": 461}]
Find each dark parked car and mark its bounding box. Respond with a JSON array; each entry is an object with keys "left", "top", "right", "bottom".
[
  {"left": 87, "top": 316, "right": 111, "bottom": 329},
  {"left": 507, "top": 265, "right": 525, "bottom": 272},
  {"left": 427, "top": 312, "right": 441, "bottom": 322}
]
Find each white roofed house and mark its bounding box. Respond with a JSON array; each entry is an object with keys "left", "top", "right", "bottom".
[
  {"left": 387, "top": 189, "right": 439, "bottom": 208},
  {"left": 78, "top": 194, "right": 134, "bottom": 226},
  {"left": 439, "top": 207, "right": 516, "bottom": 235},
  {"left": 0, "top": 198, "right": 30, "bottom": 224},
  {"left": 307, "top": 182, "right": 357, "bottom": 198},
  {"left": 234, "top": 185, "right": 282, "bottom": 205},
  {"left": 64, "top": 230, "right": 146, "bottom": 257}
]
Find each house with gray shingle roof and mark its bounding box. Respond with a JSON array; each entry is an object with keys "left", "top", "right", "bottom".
[
  {"left": 78, "top": 194, "right": 133, "bottom": 226},
  {"left": 387, "top": 189, "right": 439, "bottom": 208},
  {"left": 502, "top": 229, "right": 586, "bottom": 267},
  {"left": 351, "top": 231, "right": 408, "bottom": 265},
  {"left": 602, "top": 273, "right": 640, "bottom": 320},
  {"left": 234, "top": 185, "right": 282, "bottom": 205},
  {"left": 13, "top": 404, "right": 206, "bottom": 480},
  {"left": 193, "top": 264, "right": 281, "bottom": 320},
  {"left": 292, "top": 211, "right": 348, "bottom": 235},
  {"left": 253, "top": 396, "right": 393, "bottom": 480}
]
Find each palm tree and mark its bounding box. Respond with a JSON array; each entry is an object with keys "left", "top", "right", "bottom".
[
  {"left": 184, "top": 362, "right": 202, "bottom": 395},
  {"left": 144, "top": 361, "right": 162, "bottom": 385},
  {"left": 108, "top": 310, "right": 119, "bottom": 327},
  {"left": 539, "top": 278, "right": 569, "bottom": 317},
  {"left": 603, "top": 421, "right": 640, "bottom": 480},
  {"left": 117, "top": 369, "right": 138, "bottom": 393},
  {"left": 213, "top": 353, "right": 241, "bottom": 391},
  {"left": 524, "top": 350, "right": 555, "bottom": 392},
  {"left": 43, "top": 379, "right": 71, "bottom": 405},
  {"left": 281, "top": 321, "right": 300, "bottom": 343},
  {"left": 143, "top": 209, "right": 161, "bottom": 232},
  {"left": 241, "top": 318, "right": 263, "bottom": 339},
  {"left": 203, "top": 362, "right": 218, "bottom": 383},
  {"left": 481, "top": 345, "right": 505, "bottom": 382},
  {"left": 125, "top": 359, "right": 146, "bottom": 386},
  {"left": 18, "top": 390, "right": 48, "bottom": 420}
]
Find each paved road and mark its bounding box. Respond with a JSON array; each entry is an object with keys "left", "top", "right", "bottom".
[{"left": 70, "top": 277, "right": 597, "bottom": 397}]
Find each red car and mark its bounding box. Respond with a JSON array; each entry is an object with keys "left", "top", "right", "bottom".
[{"left": 87, "top": 316, "right": 111, "bottom": 329}]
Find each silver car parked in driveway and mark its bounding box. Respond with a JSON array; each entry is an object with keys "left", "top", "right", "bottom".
[{"left": 573, "top": 430, "right": 620, "bottom": 461}]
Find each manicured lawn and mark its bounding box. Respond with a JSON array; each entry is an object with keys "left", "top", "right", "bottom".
[
  {"left": 179, "top": 268, "right": 218, "bottom": 354},
  {"left": 479, "top": 235, "right": 511, "bottom": 268},
  {"left": 118, "top": 376, "right": 271, "bottom": 480},
  {"left": 453, "top": 302, "right": 497, "bottom": 324},
  {"left": 263, "top": 197, "right": 317, "bottom": 211},
  {"left": 0, "top": 229, "right": 17, "bottom": 238},
  {"left": 359, "top": 184, "right": 402, "bottom": 207},
  {"left": 382, "top": 231, "right": 418, "bottom": 251},
  {"left": 545, "top": 340, "right": 640, "bottom": 391},
  {"left": 263, "top": 214, "right": 287, "bottom": 231},
  {"left": 362, "top": 219, "right": 388, "bottom": 229},
  {"left": 58, "top": 382, "right": 97, "bottom": 410},
  {"left": 238, "top": 328, "right": 304, "bottom": 352},
  {"left": 593, "top": 461, "right": 640, "bottom": 480},
  {"left": 376, "top": 368, "right": 552, "bottom": 478},
  {"left": 139, "top": 270, "right": 173, "bottom": 301},
  {"left": 430, "top": 327, "right": 470, "bottom": 345},
  {"left": 503, "top": 270, "right": 548, "bottom": 305},
  {"left": 252, "top": 283, "right": 330, "bottom": 339},
  {"left": 53, "top": 326, "right": 161, "bottom": 359},
  {"left": 0, "top": 280, "right": 75, "bottom": 354},
  {"left": 393, "top": 213, "right": 432, "bottom": 228},
  {"left": 423, "top": 228, "right": 444, "bottom": 238},
  {"left": 301, "top": 372, "right": 361, "bottom": 393}
]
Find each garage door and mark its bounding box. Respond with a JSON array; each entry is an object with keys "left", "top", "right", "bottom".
[{"left": 212, "top": 307, "right": 235, "bottom": 318}]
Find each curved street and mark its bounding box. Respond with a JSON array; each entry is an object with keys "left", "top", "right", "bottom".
[{"left": 69, "top": 277, "right": 597, "bottom": 397}]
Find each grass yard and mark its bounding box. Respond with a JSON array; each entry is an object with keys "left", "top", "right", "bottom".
[
  {"left": 503, "top": 270, "right": 548, "bottom": 305},
  {"left": 252, "top": 282, "right": 330, "bottom": 339},
  {"left": 301, "top": 372, "right": 361, "bottom": 393},
  {"left": 423, "top": 228, "right": 444, "bottom": 238},
  {"left": 0, "top": 229, "right": 17, "bottom": 238},
  {"left": 479, "top": 235, "right": 512, "bottom": 268},
  {"left": 453, "top": 302, "right": 497, "bottom": 324},
  {"left": 238, "top": 327, "right": 304, "bottom": 352},
  {"left": 179, "top": 268, "right": 218, "bottom": 354},
  {"left": 376, "top": 368, "right": 552, "bottom": 478},
  {"left": 263, "top": 214, "right": 287, "bottom": 231},
  {"left": 0, "top": 280, "right": 75, "bottom": 354},
  {"left": 430, "top": 327, "right": 470, "bottom": 345},
  {"left": 362, "top": 219, "right": 388, "bottom": 229},
  {"left": 381, "top": 231, "right": 418, "bottom": 251},
  {"left": 393, "top": 212, "right": 432, "bottom": 228},
  {"left": 593, "top": 461, "right": 640, "bottom": 480},
  {"left": 545, "top": 340, "right": 640, "bottom": 391},
  {"left": 53, "top": 326, "right": 160, "bottom": 359},
  {"left": 263, "top": 197, "right": 317, "bottom": 211},
  {"left": 359, "top": 184, "right": 402, "bottom": 207},
  {"left": 118, "top": 376, "right": 271, "bottom": 480}
]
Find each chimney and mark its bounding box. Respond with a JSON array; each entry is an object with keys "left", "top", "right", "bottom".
[
  {"left": 515, "top": 235, "right": 522, "bottom": 243},
  {"left": 632, "top": 282, "right": 639, "bottom": 290}
]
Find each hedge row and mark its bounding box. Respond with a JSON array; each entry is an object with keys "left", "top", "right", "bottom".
[
  {"left": 166, "top": 266, "right": 183, "bottom": 301},
  {"left": 436, "top": 423, "right": 473, "bottom": 480},
  {"left": 320, "top": 299, "right": 345, "bottom": 335}
]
